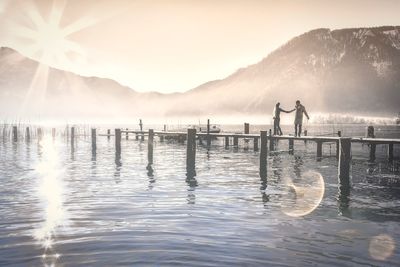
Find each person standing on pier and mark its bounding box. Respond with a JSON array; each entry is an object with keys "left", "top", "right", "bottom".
[
  {"left": 294, "top": 100, "right": 309, "bottom": 137},
  {"left": 273, "top": 102, "right": 295, "bottom": 135}
]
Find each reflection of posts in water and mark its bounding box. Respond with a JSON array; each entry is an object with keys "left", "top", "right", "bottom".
[
  {"left": 294, "top": 155, "right": 303, "bottom": 179},
  {"left": 186, "top": 128, "right": 196, "bottom": 177},
  {"left": 338, "top": 182, "right": 351, "bottom": 217},
  {"left": 186, "top": 175, "right": 198, "bottom": 204},
  {"left": 148, "top": 129, "right": 154, "bottom": 165},
  {"left": 26, "top": 127, "right": 30, "bottom": 142},
  {"left": 388, "top": 144, "right": 394, "bottom": 162},
  {"left": 12, "top": 126, "right": 17, "bottom": 142},
  {"left": 91, "top": 128, "right": 96, "bottom": 155},
  {"left": 115, "top": 128, "right": 121, "bottom": 156},
  {"left": 114, "top": 152, "right": 122, "bottom": 183},
  {"left": 259, "top": 131, "right": 268, "bottom": 179},
  {"left": 207, "top": 119, "right": 211, "bottom": 147},
  {"left": 70, "top": 127, "right": 75, "bottom": 149},
  {"left": 316, "top": 141, "right": 323, "bottom": 161}
]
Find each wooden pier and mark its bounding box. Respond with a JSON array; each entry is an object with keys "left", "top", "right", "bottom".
[{"left": 6, "top": 123, "right": 400, "bottom": 193}]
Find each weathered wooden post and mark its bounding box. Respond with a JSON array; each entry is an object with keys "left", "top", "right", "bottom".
[
  {"left": 254, "top": 137, "right": 259, "bottom": 151},
  {"left": 336, "top": 131, "right": 342, "bottom": 159},
  {"left": 148, "top": 129, "right": 154, "bottom": 165},
  {"left": 12, "top": 126, "right": 17, "bottom": 142},
  {"left": 37, "top": 128, "right": 43, "bottom": 140},
  {"left": 366, "top": 126, "right": 375, "bottom": 161},
  {"left": 26, "top": 127, "right": 30, "bottom": 142},
  {"left": 317, "top": 141, "right": 323, "bottom": 158},
  {"left": 207, "top": 119, "right": 211, "bottom": 147},
  {"left": 388, "top": 143, "right": 394, "bottom": 162},
  {"left": 289, "top": 138, "right": 294, "bottom": 153},
  {"left": 140, "top": 119, "right": 144, "bottom": 141},
  {"left": 244, "top": 123, "right": 249, "bottom": 134},
  {"left": 160, "top": 125, "right": 166, "bottom": 142},
  {"left": 269, "top": 129, "right": 274, "bottom": 151},
  {"left": 233, "top": 135, "right": 239, "bottom": 147},
  {"left": 225, "top": 136, "right": 229, "bottom": 148},
  {"left": 107, "top": 129, "right": 111, "bottom": 140},
  {"left": 52, "top": 128, "right": 56, "bottom": 139},
  {"left": 338, "top": 138, "right": 351, "bottom": 191},
  {"left": 260, "top": 131, "right": 268, "bottom": 178},
  {"left": 71, "top": 127, "right": 75, "bottom": 147},
  {"left": 115, "top": 128, "right": 121, "bottom": 155},
  {"left": 91, "top": 128, "right": 96, "bottom": 154},
  {"left": 126, "top": 128, "right": 129, "bottom": 140},
  {"left": 304, "top": 129, "right": 308, "bottom": 144},
  {"left": 244, "top": 123, "right": 249, "bottom": 150},
  {"left": 186, "top": 128, "right": 196, "bottom": 177}
]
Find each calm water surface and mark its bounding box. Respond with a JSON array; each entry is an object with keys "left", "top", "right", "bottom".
[{"left": 0, "top": 124, "right": 399, "bottom": 266}]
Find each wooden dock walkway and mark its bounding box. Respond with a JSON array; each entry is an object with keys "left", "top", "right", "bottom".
[{"left": 7, "top": 123, "right": 399, "bottom": 193}]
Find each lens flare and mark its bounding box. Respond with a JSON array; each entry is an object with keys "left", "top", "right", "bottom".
[
  {"left": 281, "top": 171, "right": 325, "bottom": 217},
  {"left": 34, "top": 136, "right": 66, "bottom": 255},
  {"left": 369, "top": 234, "right": 396, "bottom": 261}
]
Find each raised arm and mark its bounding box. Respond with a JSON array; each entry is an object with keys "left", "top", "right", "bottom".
[{"left": 280, "top": 108, "right": 295, "bottom": 113}]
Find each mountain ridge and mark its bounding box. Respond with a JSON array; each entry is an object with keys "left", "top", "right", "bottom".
[{"left": 1, "top": 25, "right": 400, "bottom": 119}]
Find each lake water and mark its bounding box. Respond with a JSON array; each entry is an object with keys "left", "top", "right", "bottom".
[{"left": 1, "top": 124, "right": 399, "bottom": 266}]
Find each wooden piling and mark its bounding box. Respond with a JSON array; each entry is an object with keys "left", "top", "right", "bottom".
[
  {"left": 207, "top": 119, "right": 211, "bottom": 147},
  {"left": 107, "top": 129, "right": 111, "bottom": 140},
  {"left": 260, "top": 131, "right": 268, "bottom": 177},
  {"left": 225, "top": 136, "right": 229, "bottom": 148},
  {"left": 338, "top": 138, "right": 352, "bottom": 188},
  {"left": 233, "top": 136, "right": 238, "bottom": 147},
  {"left": 37, "top": 128, "right": 43, "bottom": 140},
  {"left": 289, "top": 139, "right": 294, "bottom": 153},
  {"left": 126, "top": 128, "right": 129, "bottom": 140},
  {"left": 26, "top": 127, "right": 30, "bottom": 142},
  {"left": 317, "top": 141, "right": 323, "bottom": 158},
  {"left": 304, "top": 130, "right": 308, "bottom": 144},
  {"left": 366, "top": 126, "right": 375, "bottom": 161},
  {"left": 336, "top": 131, "right": 341, "bottom": 159},
  {"left": 140, "top": 119, "right": 144, "bottom": 141},
  {"left": 269, "top": 129, "right": 274, "bottom": 151},
  {"left": 186, "top": 128, "right": 196, "bottom": 176},
  {"left": 148, "top": 129, "right": 154, "bottom": 164},
  {"left": 52, "top": 128, "right": 56, "bottom": 138},
  {"left": 91, "top": 128, "right": 96, "bottom": 153},
  {"left": 71, "top": 127, "right": 75, "bottom": 147},
  {"left": 254, "top": 137, "right": 259, "bottom": 151},
  {"left": 12, "top": 126, "right": 17, "bottom": 142},
  {"left": 115, "top": 128, "right": 121, "bottom": 155},
  {"left": 244, "top": 123, "right": 249, "bottom": 134},
  {"left": 388, "top": 144, "right": 394, "bottom": 162}
]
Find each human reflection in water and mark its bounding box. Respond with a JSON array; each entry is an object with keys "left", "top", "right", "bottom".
[
  {"left": 114, "top": 152, "right": 122, "bottom": 183},
  {"left": 293, "top": 155, "right": 303, "bottom": 181},
  {"left": 186, "top": 172, "right": 198, "bottom": 205}
]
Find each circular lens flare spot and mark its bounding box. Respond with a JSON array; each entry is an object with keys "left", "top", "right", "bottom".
[
  {"left": 369, "top": 234, "right": 395, "bottom": 261},
  {"left": 281, "top": 171, "right": 325, "bottom": 217}
]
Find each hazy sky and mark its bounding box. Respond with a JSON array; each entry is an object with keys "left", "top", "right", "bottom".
[{"left": 1, "top": 0, "right": 400, "bottom": 93}]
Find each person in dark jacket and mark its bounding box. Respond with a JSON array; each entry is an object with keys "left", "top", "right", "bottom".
[
  {"left": 294, "top": 100, "right": 310, "bottom": 137},
  {"left": 273, "top": 102, "right": 295, "bottom": 135}
]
